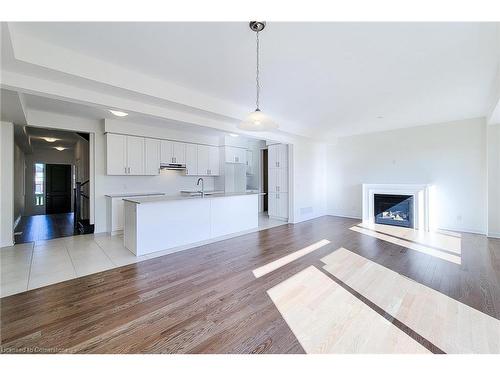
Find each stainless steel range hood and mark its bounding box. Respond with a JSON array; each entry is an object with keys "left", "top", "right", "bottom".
[{"left": 160, "top": 163, "right": 186, "bottom": 170}]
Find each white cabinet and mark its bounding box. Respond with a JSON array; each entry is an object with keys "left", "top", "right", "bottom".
[
  {"left": 246, "top": 150, "right": 254, "bottom": 174},
  {"left": 197, "top": 145, "right": 210, "bottom": 175},
  {"left": 268, "top": 143, "right": 289, "bottom": 221},
  {"left": 268, "top": 167, "right": 288, "bottom": 192},
  {"left": 126, "top": 136, "right": 145, "bottom": 175},
  {"left": 106, "top": 133, "right": 127, "bottom": 175},
  {"left": 225, "top": 146, "right": 246, "bottom": 164},
  {"left": 208, "top": 146, "right": 220, "bottom": 176},
  {"left": 185, "top": 143, "right": 198, "bottom": 176},
  {"left": 144, "top": 138, "right": 160, "bottom": 175},
  {"left": 268, "top": 143, "right": 287, "bottom": 169},
  {"left": 197, "top": 145, "right": 219, "bottom": 176},
  {"left": 106, "top": 133, "right": 145, "bottom": 175},
  {"left": 161, "top": 141, "right": 186, "bottom": 164}
]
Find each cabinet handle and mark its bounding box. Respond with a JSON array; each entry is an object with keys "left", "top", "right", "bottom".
[
  {"left": 128, "top": 167, "right": 131, "bottom": 174},
  {"left": 124, "top": 167, "right": 127, "bottom": 174},
  {"left": 277, "top": 186, "right": 280, "bottom": 192}
]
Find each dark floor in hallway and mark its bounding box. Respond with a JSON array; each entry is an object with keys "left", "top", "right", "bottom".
[{"left": 14, "top": 213, "right": 74, "bottom": 244}]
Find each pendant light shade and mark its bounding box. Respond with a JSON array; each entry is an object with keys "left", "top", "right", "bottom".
[
  {"left": 238, "top": 21, "right": 278, "bottom": 132},
  {"left": 239, "top": 109, "right": 278, "bottom": 131}
]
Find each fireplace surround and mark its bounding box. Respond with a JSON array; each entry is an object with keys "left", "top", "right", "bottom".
[{"left": 362, "top": 184, "right": 434, "bottom": 231}]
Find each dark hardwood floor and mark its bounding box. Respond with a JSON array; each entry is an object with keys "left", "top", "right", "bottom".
[
  {"left": 14, "top": 213, "right": 74, "bottom": 244},
  {"left": 1, "top": 216, "right": 499, "bottom": 353}
]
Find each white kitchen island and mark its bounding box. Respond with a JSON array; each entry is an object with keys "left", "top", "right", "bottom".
[{"left": 123, "top": 193, "right": 259, "bottom": 256}]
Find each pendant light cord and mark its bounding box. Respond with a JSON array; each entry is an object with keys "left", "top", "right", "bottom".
[{"left": 256, "top": 31, "right": 260, "bottom": 111}]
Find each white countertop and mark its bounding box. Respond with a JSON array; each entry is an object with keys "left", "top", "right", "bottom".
[
  {"left": 105, "top": 192, "right": 166, "bottom": 198},
  {"left": 123, "top": 192, "right": 261, "bottom": 204}
]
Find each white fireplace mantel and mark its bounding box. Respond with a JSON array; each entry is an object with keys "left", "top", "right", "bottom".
[{"left": 362, "top": 184, "right": 434, "bottom": 231}]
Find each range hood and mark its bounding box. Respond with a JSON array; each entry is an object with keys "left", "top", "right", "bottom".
[{"left": 160, "top": 162, "right": 186, "bottom": 170}]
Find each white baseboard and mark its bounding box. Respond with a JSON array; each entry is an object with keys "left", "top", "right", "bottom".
[
  {"left": 437, "top": 225, "right": 486, "bottom": 236},
  {"left": 487, "top": 232, "right": 500, "bottom": 239},
  {"left": 328, "top": 212, "right": 362, "bottom": 220}
]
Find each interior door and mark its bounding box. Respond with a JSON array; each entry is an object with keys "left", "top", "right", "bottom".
[{"left": 45, "top": 164, "right": 72, "bottom": 214}]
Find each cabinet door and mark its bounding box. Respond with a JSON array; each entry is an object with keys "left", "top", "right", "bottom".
[
  {"left": 277, "top": 168, "right": 288, "bottom": 192},
  {"left": 278, "top": 144, "right": 288, "bottom": 169},
  {"left": 224, "top": 146, "right": 235, "bottom": 163},
  {"left": 144, "top": 138, "right": 160, "bottom": 175},
  {"left": 160, "top": 140, "right": 173, "bottom": 164},
  {"left": 278, "top": 193, "right": 289, "bottom": 219},
  {"left": 185, "top": 143, "right": 198, "bottom": 176},
  {"left": 208, "top": 146, "right": 220, "bottom": 176},
  {"left": 235, "top": 147, "right": 246, "bottom": 164},
  {"left": 268, "top": 193, "right": 278, "bottom": 217},
  {"left": 268, "top": 144, "right": 278, "bottom": 168},
  {"left": 197, "top": 145, "right": 210, "bottom": 175},
  {"left": 126, "top": 136, "right": 145, "bottom": 175},
  {"left": 172, "top": 142, "right": 186, "bottom": 164},
  {"left": 106, "top": 133, "right": 127, "bottom": 175},
  {"left": 268, "top": 169, "right": 278, "bottom": 193}
]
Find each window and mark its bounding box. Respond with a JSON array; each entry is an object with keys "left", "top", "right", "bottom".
[{"left": 34, "top": 163, "right": 44, "bottom": 206}]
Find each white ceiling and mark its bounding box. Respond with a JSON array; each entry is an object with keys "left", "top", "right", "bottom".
[{"left": 7, "top": 22, "right": 500, "bottom": 137}]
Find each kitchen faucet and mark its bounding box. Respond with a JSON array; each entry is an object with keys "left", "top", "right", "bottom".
[{"left": 197, "top": 177, "right": 205, "bottom": 197}]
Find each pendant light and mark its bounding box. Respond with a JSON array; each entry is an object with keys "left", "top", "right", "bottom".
[{"left": 238, "top": 21, "right": 278, "bottom": 131}]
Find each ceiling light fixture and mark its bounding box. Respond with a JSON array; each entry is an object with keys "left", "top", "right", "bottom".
[
  {"left": 43, "top": 137, "right": 58, "bottom": 143},
  {"left": 109, "top": 110, "right": 128, "bottom": 117},
  {"left": 54, "top": 146, "right": 67, "bottom": 151},
  {"left": 238, "top": 21, "right": 278, "bottom": 132},
  {"left": 229, "top": 133, "right": 239, "bottom": 137}
]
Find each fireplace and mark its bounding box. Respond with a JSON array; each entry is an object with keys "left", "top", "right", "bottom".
[{"left": 374, "top": 194, "right": 414, "bottom": 228}]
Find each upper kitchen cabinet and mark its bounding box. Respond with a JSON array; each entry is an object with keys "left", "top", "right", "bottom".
[
  {"left": 161, "top": 140, "right": 186, "bottom": 165},
  {"left": 197, "top": 145, "right": 220, "bottom": 176},
  {"left": 185, "top": 143, "right": 198, "bottom": 176},
  {"left": 106, "top": 133, "right": 127, "bottom": 175},
  {"left": 144, "top": 138, "right": 160, "bottom": 175},
  {"left": 268, "top": 143, "right": 288, "bottom": 169},
  {"left": 106, "top": 133, "right": 146, "bottom": 175},
  {"left": 208, "top": 146, "right": 220, "bottom": 176},
  {"left": 224, "top": 146, "right": 247, "bottom": 164}
]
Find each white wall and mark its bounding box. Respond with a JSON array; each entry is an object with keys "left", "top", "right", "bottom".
[
  {"left": 487, "top": 123, "right": 500, "bottom": 237},
  {"left": 290, "top": 141, "right": 328, "bottom": 223},
  {"left": 1, "top": 122, "right": 14, "bottom": 247},
  {"left": 13, "top": 142, "right": 25, "bottom": 224},
  {"left": 327, "top": 118, "right": 487, "bottom": 234}
]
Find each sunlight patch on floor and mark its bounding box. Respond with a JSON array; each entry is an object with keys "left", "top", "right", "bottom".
[
  {"left": 267, "top": 265, "right": 430, "bottom": 353},
  {"left": 252, "top": 239, "right": 331, "bottom": 278},
  {"left": 350, "top": 225, "right": 461, "bottom": 264},
  {"left": 357, "top": 222, "right": 461, "bottom": 254},
  {"left": 321, "top": 248, "right": 500, "bottom": 354}
]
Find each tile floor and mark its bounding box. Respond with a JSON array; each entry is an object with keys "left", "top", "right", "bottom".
[{"left": 1, "top": 214, "right": 285, "bottom": 298}]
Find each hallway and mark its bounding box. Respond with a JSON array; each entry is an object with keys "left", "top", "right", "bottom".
[{"left": 14, "top": 213, "right": 74, "bottom": 244}]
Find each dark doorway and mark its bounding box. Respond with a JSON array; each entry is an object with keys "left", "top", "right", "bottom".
[
  {"left": 262, "top": 149, "right": 268, "bottom": 212},
  {"left": 45, "top": 164, "right": 72, "bottom": 214}
]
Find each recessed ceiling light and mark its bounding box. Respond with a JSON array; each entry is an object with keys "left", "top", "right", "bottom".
[
  {"left": 229, "top": 133, "right": 239, "bottom": 137},
  {"left": 109, "top": 110, "right": 128, "bottom": 117},
  {"left": 43, "top": 137, "right": 58, "bottom": 143},
  {"left": 54, "top": 146, "right": 67, "bottom": 151}
]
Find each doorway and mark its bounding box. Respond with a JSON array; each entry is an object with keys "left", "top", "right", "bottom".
[
  {"left": 262, "top": 149, "right": 268, "bottom": 212},
  {"left": 13, "top": 126, "right": 91, "bottom": 244}
]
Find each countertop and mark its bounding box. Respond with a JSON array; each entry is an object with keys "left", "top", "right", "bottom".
[
  {"left": 105, "top": 192, "right": 166, "bottom": 198},
  {"left": 123, "top": 192, "right": 261, "bottom": 204}
]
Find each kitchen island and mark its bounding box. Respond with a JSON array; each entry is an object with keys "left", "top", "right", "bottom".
[{"left": 123, "top": 192, "right": 259, "bottom": 256}]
